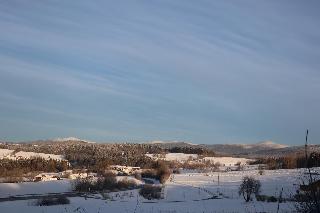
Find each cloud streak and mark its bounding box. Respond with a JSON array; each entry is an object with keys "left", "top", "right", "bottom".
[{"left": 0, "top": 0, "right": 319, "bottom": 144}]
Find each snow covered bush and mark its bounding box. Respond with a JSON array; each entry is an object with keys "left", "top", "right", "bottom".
[{"left": 238, "top": 176, "right": 261, "bottom": 202}]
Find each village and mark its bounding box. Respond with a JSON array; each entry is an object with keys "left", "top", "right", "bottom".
[{"left": 33, "top": 165, "right": 141, "bottom": 182}]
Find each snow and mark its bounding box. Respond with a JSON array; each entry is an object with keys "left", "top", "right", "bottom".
[
  {"left": 165, "top": 153, "right": 198, "bottom": 161},
  {"left": 253, "top": 141, "right": 288, "bottom": 149},
  {"left": 203, "top": 157, "right": 252, "bottom": 166},
  {"left": 10, "top": 151, "right": 64, "bottom": 161},
  {"left": 146, "top": 153, "right": 198, "bottom": 162},
  {"left": 0, "top": 149, "right": 64, "bottom": 161},
  {"left": 146, "top": 153, "right": 252, "bottom": 166},
  {"left": 0, "top": 168, "right": 315, "bottom": 212},
  {"left": 148, "top": 140, "right": 196, "bottom": 145},
  {"left": 0, "top": 180, "right": 72, "bottom": 198},
  {"left": 0, "top": 195, "right": 294, "bottom": 213},
  {"left": 172, "top": 168, "right": 302, "bottom": 198},
  {"left": 53, "top": 137, "right": 96, "bottom": 143},
  {"left": 0, "top": 149, "right": 13, "bottom": 158},
  {"left": 53, "top": 137, "right": 83, "bottom": 142}
]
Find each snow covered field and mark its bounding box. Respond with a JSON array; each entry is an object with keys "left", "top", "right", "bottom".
[
  {"left": 0, "top": 193, "right": 291, "bottom": 213},
  {"left": 0, "top": 168, "right": 315, "bottom": 213},
  {"left": 146, "top": 153, "right": 251, "bottom": 166},
  {"left": 146, "top": 153, "right": 198, "bottom": 161},
  {"left": 0, "top": 180, "right": 72, "bottom": 198},
  {"left": 172, "top": 169, "right": 302, "bottom": 201},
  {"left": 203, "top": 157, "right": 252, "bottom": 166}
]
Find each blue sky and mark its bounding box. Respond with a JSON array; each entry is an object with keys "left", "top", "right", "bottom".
[{"left": 0, "top": 0, "right": 319, "bottom": 145}]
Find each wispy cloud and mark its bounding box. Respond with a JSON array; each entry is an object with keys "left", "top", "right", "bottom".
[{"left": 0, "top": 0, "right": 319, "bottom": 144}]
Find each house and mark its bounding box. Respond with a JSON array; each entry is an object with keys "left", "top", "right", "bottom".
[
  {"left": 34, "top": 173, "right": 61, "bottom": 182},
  {"left": 69, "top": 172, "right": 96, "bottom": 180},
  {"left": 109, "top": 165, "right": 140, "bottom": 175},
  {"left": 69, "top": 173, "right": 87, "bottom": 180}
]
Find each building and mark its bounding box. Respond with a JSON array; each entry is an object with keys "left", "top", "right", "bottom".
[
  {"left": 34, "top": 173, "right": 61, "bottom": 181},
  {"left": 109, "top": 165, "right": 140, "bottom": 175}
]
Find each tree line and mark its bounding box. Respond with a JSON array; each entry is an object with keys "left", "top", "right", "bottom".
[
  {"left": 251, "top": 152, "right": 320, "bottom": 169},
  {"left": 0, "top": 157, "right": 69, "bottom": 181}
]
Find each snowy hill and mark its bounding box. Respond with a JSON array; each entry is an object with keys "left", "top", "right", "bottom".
[
  {"left": 241, "top": 140, "right": 288, "bottom": 149},
  {"left": 147, "top": 140, "right": 290, "bottom": 156},
  {"left": 0, "top": 148, "right": 65, "bottom": 161},
  {"left": 53, "top": 137, "right": 96, "bottom": 143}
]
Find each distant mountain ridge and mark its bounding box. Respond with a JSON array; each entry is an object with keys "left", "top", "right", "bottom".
[
  {"left": 202, "top": 141, "right": 289, "bottom": 156},
  {"left": 149, "top": 140, "right": 320, "bottom": 157},
  {"left": 1, "top": 137, "right": 318, "bottom": 158},
  {"left": 148, "top": 140, "right": 197, "bottom": 146},
  {"left": 52, "top": 137, "right": 96, "bottom": 143},
  {"left": 53, "top": 137, "right": 84, "bottom": 142},
  {"left": 239, "top": 141, "right": 288, "bottom": 149},
  {"left": 146, "top": 140, "right": 317, "bottom": 157}
]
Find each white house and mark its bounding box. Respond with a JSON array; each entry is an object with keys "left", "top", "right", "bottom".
[
  {"left": 109, "top": 165, "right": 140, "bottom": 175},
  {"left": 34, "top": 173, "right": 61, "bottom": 181}
]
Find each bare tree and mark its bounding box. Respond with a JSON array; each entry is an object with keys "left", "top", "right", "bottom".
[
  {"left": 239, "top": 176, "right": 261, "bottom": 202},
  {"left": 295, "top": 130, "right": 320, "bottom": 213}
]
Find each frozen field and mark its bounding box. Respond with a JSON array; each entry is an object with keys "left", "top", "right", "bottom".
[
  {"left": 0, "top": 180, "right": 72, "bottom": 198},
  {"left": 173, "top": 168, "right": 303, "bottom": 198},
  {"left": 0, "top": 168, "right": 317, "bottom": 213},
  {"left": 146, "top": 153, "right": 251, "bottom": 166}
]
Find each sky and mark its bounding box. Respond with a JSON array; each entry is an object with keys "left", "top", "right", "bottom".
[{"left": 0, "top": 0, "right": 319, "bottom": 145}]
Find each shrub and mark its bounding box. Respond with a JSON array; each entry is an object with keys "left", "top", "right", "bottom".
[
  {"left": 159, "top": 173, "right": 170, "bottom": 184},
  {"left": 267, "top": 196, "right": 278, "bottom": 202},
  {"left": 141, "top": 169, "right": 158, "bottom": 179},
  {"left": 36, "top": 195, "right": 70, "bottom": 206},
  {"left": 73, "top": 175, "right": 137, "bottom": 192},
  {"left": 172, "top": 168, "right": 181, "bottom": 174},
  {"left": 295, "top": 181, "right": 320, "bottom": 212},
  {"left": 256, "top": 195, "right": 281, "bottom": 203},
  {"left": 141, "top": 162, "right": 171, "bottom": 184},
  {"left": 73, "top": 178, "right": 93, "bottom": 192},
  {"left": 139, "top": 184, "right": 162, "bottom": 200},
  {"left": 256, "top": 195, "right": 267, "bottom": 202},
  {"left": 238, "top": 176, "right": 261, "bottom": 202},
  {"left": 155, "top": 161, "right": 170, "bottom": 184},
  {"left": 294, "top": 130, "right": 320, "bottom": 213},
  {"left": 117, "top": 178, "right": 137, "bottom": 190},
  {"left": 134, "top": 172, "right": 142, "bottom": 180},
  {"left": 102, "top": 173, "right": 117, "bottom": 190},
  {"left": 4, "top": 176, "right": 24, "bottom": 183}
]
